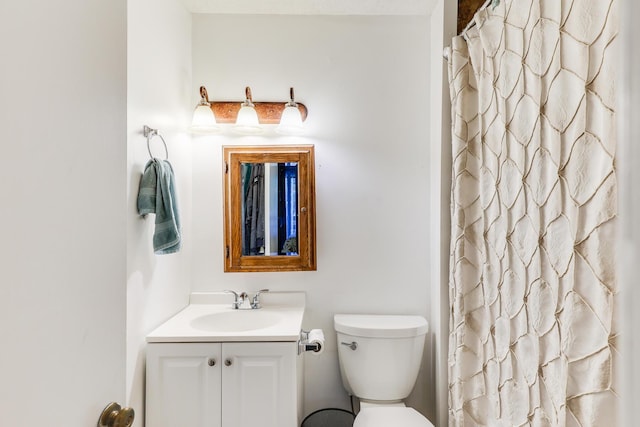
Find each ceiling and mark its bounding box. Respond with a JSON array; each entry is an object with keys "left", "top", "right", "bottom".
[{"left": 179, "top": 0, "right": 436, "bottom": 15}]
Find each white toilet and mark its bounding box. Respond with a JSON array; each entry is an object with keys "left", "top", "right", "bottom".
[{"left": 334, "top": 314, "right": 434, "bottom": 427}]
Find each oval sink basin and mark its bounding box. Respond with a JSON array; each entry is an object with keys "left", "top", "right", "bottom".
[{"left": 190, "top": 311, "right": 284, "bottom": 332}]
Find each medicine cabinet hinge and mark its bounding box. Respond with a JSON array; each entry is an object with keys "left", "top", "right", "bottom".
[
  {"left": 226, "top": 246, "right": 230, "bottom": 258},
  {"left": 225, "top": 162, "right": 229, "bottom": 174}
]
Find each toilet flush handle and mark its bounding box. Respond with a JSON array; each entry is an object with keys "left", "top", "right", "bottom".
[{"left": 341, "top": 341, "right": 358, "bottom": 351}]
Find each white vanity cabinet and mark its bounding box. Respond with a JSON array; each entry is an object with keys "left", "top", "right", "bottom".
[
  {"left": 146, "top": 343, "right": 222, "bottom": 427},
  {"left": 146, "top": 341, "right": 300, "bottom": 427}
]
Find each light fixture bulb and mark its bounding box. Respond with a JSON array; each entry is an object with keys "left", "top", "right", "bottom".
[
  {"left": 233, "top": 87, "right": 264, "bottom": 135},
  {"left": 190, "top": 86, "right": 220, "bottom": 134},
  {"left": 191, "top": 103, "right": 220, "bottom": 134},
  {"left": 277, "top": 104, "right": 304, "bottom": 135},
  {"left": 276, "top": 87, "right": 305, "bottom": 135}
]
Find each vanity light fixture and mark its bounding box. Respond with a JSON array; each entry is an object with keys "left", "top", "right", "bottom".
[
  {"left": 233, "top": 86, "right": 264, "bottom": 135},
  {"left": 190, "top": 86, "right": 221, "bottom": 134},
  {"left": 192, "top": 85, "right": 308, "bottom": 135},
  {"left": 276, "top": 88, "right": 305, "bottom": 135}
]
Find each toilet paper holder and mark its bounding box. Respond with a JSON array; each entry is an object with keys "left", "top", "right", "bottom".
[{"left": 298, "top": 329, "right": 323, "bottom": 355}]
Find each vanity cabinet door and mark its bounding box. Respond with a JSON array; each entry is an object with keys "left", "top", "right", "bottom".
[
  {"left": 146, "top": 343, "right": 222, "bottom": 427},
  {"left": 221, "top": 342, "right": 298, "bottom": 427}
]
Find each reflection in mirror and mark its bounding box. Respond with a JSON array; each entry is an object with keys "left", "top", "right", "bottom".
[
  {"left": 241, "top": 162, "right": 298, "bottom": 257},
  {"left": 223, "top": 145, "right": 316, "bottom": 272}
]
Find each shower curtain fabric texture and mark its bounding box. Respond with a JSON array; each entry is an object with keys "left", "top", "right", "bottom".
[{"left": 447, "top": 0, "right": 618, "bottom": 426}]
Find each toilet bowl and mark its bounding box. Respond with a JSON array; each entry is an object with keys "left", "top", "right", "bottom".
[
  {"left": 334, "top": 314, "right": 434, "bottom": 427},
  {"left": 354, "top": 405, "right": 432, "bottom": 427}
]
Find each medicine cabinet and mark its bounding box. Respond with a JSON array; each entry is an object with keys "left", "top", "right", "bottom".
[{"left": 222, "top": 145, "right": 316, "bottom": 272}]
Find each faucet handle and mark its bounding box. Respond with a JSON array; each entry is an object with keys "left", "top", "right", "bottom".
[
  {"left": 251, "top": 289, "right": 269, "bottom": 309},
  {"left": 224, "top": 290, "right": 241, "bottom": 309}
]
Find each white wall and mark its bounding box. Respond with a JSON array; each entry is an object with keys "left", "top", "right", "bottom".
[
  {"left": 618, "top": 0, "right": 640, "bottom": 426},
  {"left": 190, "top": 14, "right": 435, "bottom": 419},
  {"left": 429, "top": 2, "right": 457, "bottom": 426},
  {"left": 0, "top": 0, "right": 127, "bottom": 425},
  {"left": 126, "top": 0, "right": 193, "bottom": 423}
]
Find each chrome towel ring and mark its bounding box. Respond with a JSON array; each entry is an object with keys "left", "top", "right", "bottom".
[{"left": 143, "top": 125, "right": 169, "bottom": 160}]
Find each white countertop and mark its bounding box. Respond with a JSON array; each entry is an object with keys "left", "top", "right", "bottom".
[{"left": 146, "top": 291, "right": 306, "bottom": 343}]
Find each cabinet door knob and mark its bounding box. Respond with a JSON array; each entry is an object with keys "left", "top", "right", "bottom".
[
  {"left": 224, "top": 358, "right": 233, "bottom": 366},
  {"left": 208, "top": 358, "right": 216, "bottom": 366}
]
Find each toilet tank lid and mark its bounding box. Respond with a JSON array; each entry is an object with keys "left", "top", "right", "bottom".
[{"left": 334, "top": 314, "right": 428, "bottom": 338}]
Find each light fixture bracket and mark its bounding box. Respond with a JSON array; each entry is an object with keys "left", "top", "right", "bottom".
[
  {"left": 199, "top": 86, "right": 308, "bottom": 124},
  {"left": 199, "top": 86, "right": 210, "bottom": 104}
]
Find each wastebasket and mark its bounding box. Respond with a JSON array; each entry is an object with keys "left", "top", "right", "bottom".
[{"left": 301, "top": 408, "right": 355, "bottom": 427}]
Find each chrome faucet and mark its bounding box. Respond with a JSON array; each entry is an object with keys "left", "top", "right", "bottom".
[
  {"left": 250, "top": 289, "right": 269, "bottom": 309},
  {"left": 224, "top": 290, "right": 250, "bottom": 310}
]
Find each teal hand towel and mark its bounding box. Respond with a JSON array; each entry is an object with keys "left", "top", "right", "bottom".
[{"left": 137, "top": 159, "right": 181, "bottom": 254}]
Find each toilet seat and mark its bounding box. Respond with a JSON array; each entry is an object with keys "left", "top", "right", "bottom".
[{"left": 353, "top": 407, "right": 434, "bottom": 427}]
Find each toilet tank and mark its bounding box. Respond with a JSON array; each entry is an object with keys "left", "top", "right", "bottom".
[{"left": 334, "top": 314, "right": 428, "bottom": 402}]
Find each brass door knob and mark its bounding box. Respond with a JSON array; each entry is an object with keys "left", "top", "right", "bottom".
[{"left": 98, "top": 402, "right": 135, "bottom": 427}]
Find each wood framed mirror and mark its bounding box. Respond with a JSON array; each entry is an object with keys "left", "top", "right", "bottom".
[{"left": 223, "top": 145, "right": 316, "bottom": 272}]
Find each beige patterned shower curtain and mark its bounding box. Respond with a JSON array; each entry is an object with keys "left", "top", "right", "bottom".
[{"left": 447, "top": 0, "right": 619, "bottom": 426}]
